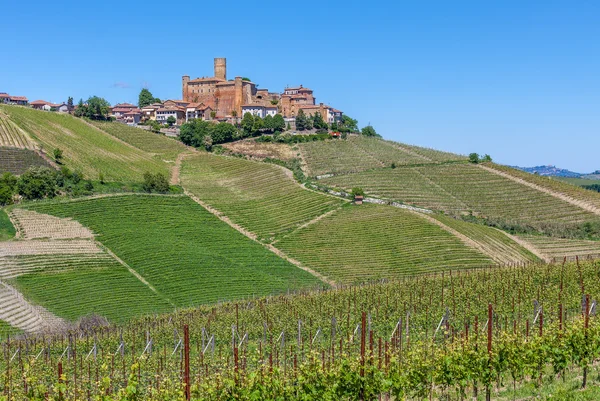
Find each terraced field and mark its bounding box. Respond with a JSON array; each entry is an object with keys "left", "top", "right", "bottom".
[
  {"left": 91, "top": 121, "right": 187, "bottom": 162},
  {"left": 431, "top": 214, "right": 540, "bottom": 264},
  {"left": 0, "top": 105, "right": 168, "bottom": 182},
  {"left": 299, "top": 135, "right": 465, "bottom": 177},
  {"left": 181, "top": 153, "right": 344, "bottom": 242},
  {"left": 25, "top": 195, "right": 322, "bottom": 308},
  {"left": 276, "top": 204, "right": 494, "bottom": 284},
  {"left": 322, "top": 163, "right": 598, "bottom": 226},
  {"left": 0, "top": 147, "right": 54, "bottom": 175},
  {"left": 517, "top": 235, "right": 600, "bottom": 261},
  {"left": 0, "top": 113, "right": 36, "bottom": 148}
]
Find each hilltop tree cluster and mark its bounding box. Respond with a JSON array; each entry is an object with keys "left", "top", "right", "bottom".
[
  {"left": 179, "top": 120, "right": 238, "bottom": 151},
  {"left": 74, "top": 96, "right": 111, "bottom": 120},
  {"left": 241, "top": 113, "right": 286, "bottom": 136}
]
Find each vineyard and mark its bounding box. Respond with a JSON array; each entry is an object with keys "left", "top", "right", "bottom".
[
  {"left": 181, "top": 153, "right": 344, "bottom": 242},
  {"left": 431, "top": 214, "right": 540, "bottom": 265},
  {"left": 276, "top": 204, "right": 495, "bottom": 283},
  {"left": 90, "top": 121, "right": 187, "bottom": 163},
  {"left": 517, "top": 235, "right": 600, "bottom": 261},
  {"left": 222, "top": 139, "right": 297, "bottom": 161},
  {"left": 0, "top": 148, "right": 53, "bottom": 175},
  {"left": 0, "top": 105, "right": 168, "bottom": 182},
  {"left": 19, "top": 195, "right": 321, "bottom": 310},
  {"left": 0, "top": 260, "right": 600, "bottom": 400},
  {"left": 299, "top": 135, "right": 465, "bottom": 177},
  {"left": 0, "top": 114, "right": 36, "bottom": 149},
  {"left": 321, "top": 163, "right": 600, "bottom": 228}
]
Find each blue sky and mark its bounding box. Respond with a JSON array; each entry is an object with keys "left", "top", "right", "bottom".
[{"left": 1, "top": 1, "right": 598, "bottom": 171}]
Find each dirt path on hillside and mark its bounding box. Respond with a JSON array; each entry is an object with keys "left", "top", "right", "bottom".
[
  {"left": 410, "top": 210, "right": 526, "bottom": 265},
  {"left": 478, "top": 164, "right": 600, "bottom": 216},
  {"left": 170, "top": 151, "right": 190, "bottom": 185},
  {"left": 183, "top": 188, "right": 336, "bottom": 287}
]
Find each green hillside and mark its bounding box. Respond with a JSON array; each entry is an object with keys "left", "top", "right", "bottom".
[
  {"left": 276, "top": 204, "right": 494, "bottom": 283},
  {"left": 298, "top": 135, "right": 465, "bottom": 176},
  {"left": 0, "top": 105, "right": 168, "bottom": 181},
  {"left": 91, "top": 120, "right": 187, "bottom": 162},
  {"left": 181, "top": 152, "right": 344, "bottom": 242},
  {"left": 23, "top": 195, "right": 322, "bottom": 310},
  {"left": 0, "top": 147, "right": 54, "bottom": 175},
  {"left": 321, "top": 163, "right": 598, "bottom": 227}
]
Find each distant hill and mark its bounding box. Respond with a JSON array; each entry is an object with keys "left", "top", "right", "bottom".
[{"left": 514, "top": 165, "right": 583, "bottom": 178}]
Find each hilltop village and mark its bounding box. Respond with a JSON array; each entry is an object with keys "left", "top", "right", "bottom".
[{"left": 1, "top": 57, "right": 344, "bottom": 130}]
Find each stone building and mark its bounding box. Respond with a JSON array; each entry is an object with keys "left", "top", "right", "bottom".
[{"left": 182, "top": 58, "right": 278, "bottom": 118}]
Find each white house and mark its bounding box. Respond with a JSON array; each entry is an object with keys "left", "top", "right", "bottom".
[{"left": 241, "top": 104, "right": 279, "bottom": 119}]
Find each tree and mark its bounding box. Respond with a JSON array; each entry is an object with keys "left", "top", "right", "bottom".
[
  {"left": 179, "top": 119, "right": 212, "bottom": 147},
  {"left": 241, "top": 113, "right": 254, "bottom": 135},
  {"left": 295, "top": 109, "right": 308, "bottom": 131},
  {"left": 0, "top": 173, "right": 17, "bottom": 206},
  {"left": 468, "top": 153, "right": 480, "bottom": 164},
  {"left": 273, "top": 114, "right": 286, "bottom": 133},
  {"left": 210, "top": 111, "right": 217, "bottom": 119},
  {"left": 76, "top": 96, "right": 110, "bottom": 120},
  {"left": 481, "top": 154, "right": 492, "bottom": 162},
  {"left": 264, "top": 114, "right": 274, "bottom": 133},
  {"left": 142, "top": 172, "right": 170, "bottom": 193},
  {"left": 339, "top": 115, "right": 358, "bottom": 132},
  {"left": 231, "top": 110, "right": 238, "bottom": 118},
  {"left": 361, "top": 125, "right": 379, "bottom": 137},
  {"left": 17, "top": 167, "right": 57, "bottom": 200},
  {"left": 312, "top": 112, "right": 328, "bottom": 130},
  {"left": 67, "top": 97, "right": 74, "bottom": 110},
  {"left": 202, "top": 135, "right": 213, "bottom": 151},
  {"left": 351, "top": 187, "right": 365, "bottom": 197},
  {"left": 138, "top": 88, "right": 158, "bottom": 108},
  {"left": 211, "top": 122, "right": 237, "bottom": 144},
  {"left": 252, "top": 116, "right": 264, "bottom": 134},
  {"left": 166, "top": 116, "right": 176, "bottom": 126},
  {"left": 53, "top": 148, "right": 63, "bottom": 164}
]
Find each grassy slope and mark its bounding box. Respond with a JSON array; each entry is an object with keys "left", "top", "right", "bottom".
[
  {"left": 181, "top": 152, "right": 344, "bottom": 242},
  {"left": 322, "top": 163, "right": 597, "bottom": 226},
  {"left": 90, "top": 121, "right": 187, "bottom": 162},
  {"left": 276, "top": 204, "right": 494, "bottom": 284},
  {"left": 0, "top": 105, "right": 167, "bottom": 182},
  {"left": 299, "top": 135, "right": 465, "bottom": 176},
  {"left": 0, "top": 209, "right": 15, "bottom": 241},
  {"left": 24, "top": 195, "right": 321, "bottom": 308},
  {"left": 556, "top": 177, "right": 600, "bottom": 187},
  {"left": 432, "top": 214, "right": 539, "bottom": 264}
]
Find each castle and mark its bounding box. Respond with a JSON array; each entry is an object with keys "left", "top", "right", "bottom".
[{"left": 182, "top": 58, "right": 342, "bottom": 123}]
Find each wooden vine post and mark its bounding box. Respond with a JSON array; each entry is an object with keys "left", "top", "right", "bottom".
[
  {"left": 486, "top": 303, "right": 492, "bottom": 401},
  {"left": 183, "top": 325, "right": 190, "bottom": 400}
]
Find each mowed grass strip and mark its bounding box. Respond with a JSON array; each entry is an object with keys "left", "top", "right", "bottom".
[
  {"left": 323, "top": 163, "right": 598, "bottom": 226},
  {"left": 90, "top": 121, "right": 187, "bottom": 162},
  {"left": 26, "top": 195, "right": 321, "bottom": 307},
  {"left": 11, "top": 255, "right": 173, "bottom": 323},
  {"left": 276, "top": 204, "right": 494, "bottom": 284},
  {"left": 181, "top": 153, "right": 344, "bottom": 242},
  {"left": 517, "top": 235, "right": 600, "bottom": 261},
  {"left": 0, "top": 209, "right": 16, "bottom": 241},
  {"left": 432, "top": 214, "right": 540, "bottom": 264},
  {"left": 0, "top": 105, "right": 167, "bottom": 182}
]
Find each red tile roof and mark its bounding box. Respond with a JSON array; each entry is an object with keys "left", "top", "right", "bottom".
[{"left": 30, "top": 100, "right": 51, "bottom": 105}]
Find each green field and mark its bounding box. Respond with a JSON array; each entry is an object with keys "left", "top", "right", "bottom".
[
  {"left": 517, "top": 234, "right": 600, "bottom": 261},
  {"left": 0, "top": 105, "right": 168, "bottom": 182},
  {"left": 23, "top": 195, "right": 321, "bottom": 309},
  {"left": 299, "top": 135, "right": 465, "bottom": 177},
  {"left": 181, "top": 153, "right": 344, "bottom": 242},
  {"left": 91, "top": 121, "right": 187, "bottom": 162},
  {"left": 276, "top": 204, "right": 494, "bottom": 283},
  {"left": 0, "top": 209, "right": 15, "bottom": 241},
  {"left": 0, "top": 319, "right": 21, "bottom": 338},
  {"left": 321, "top": 163, "right": 598, "bottom": 227}
]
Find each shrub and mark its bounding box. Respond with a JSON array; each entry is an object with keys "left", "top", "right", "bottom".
[
  {"left": 142, "top": 172, "right": 170, "bottom": 193},
  {"left": 53, "top": 148, "right": 63, "bottom": 164},
  {"left": 468, "top": 153, "right": 480, "bottom": 164},
  {"left": 351, "top": 187, "right": 365, "bottom": 197},
  {"left": 17, "top": 167, "right": 58, "bottom": 200}
]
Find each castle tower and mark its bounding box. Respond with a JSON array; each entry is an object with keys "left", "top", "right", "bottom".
[
  {"left": 182, "top": 75, "right": 190, "bottom": 101},
  {"left": 214, "top": 58, "right": 226, "bottom": 80}
]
